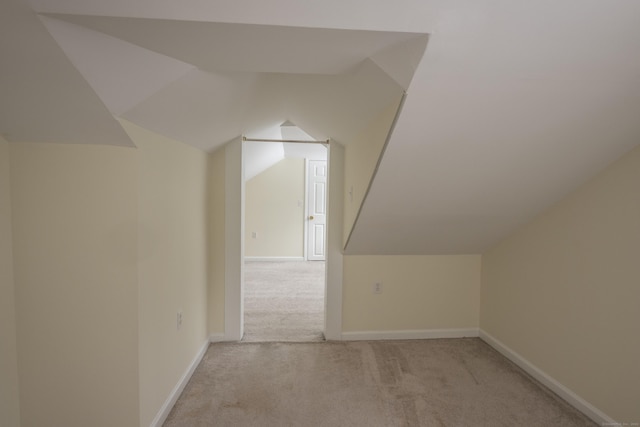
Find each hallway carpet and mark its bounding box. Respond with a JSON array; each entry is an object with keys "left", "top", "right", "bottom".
[
  {"left": 163, "top": 339, "right": 595, "bottom": 426},
  {"left": 243, "top": 261, "right": 325, "bottom": 342}
]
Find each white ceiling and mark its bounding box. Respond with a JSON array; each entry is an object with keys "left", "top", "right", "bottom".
[
  {"left": 3, "top": 0, "right": 640, "bottom": 254},
  {"left": 44, "top": 15, "right": 421, "bottom": 75},
  {"left": 0, "top": 0, "right": 134, "bottom": 146},
  {"left": 40, "top": 17, "right": 415, "bottom": 149},
  {"left": 1, "top": 2, "right": 421, "bottom": 150},
  {"left": 244, "top": 124, "right": 326, "bottom": 181}
]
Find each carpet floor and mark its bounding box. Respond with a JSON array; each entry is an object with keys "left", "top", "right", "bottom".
[
  {"left": 243, "top": 261, "right": 325, "bottom": 342},
  {"left": 164, "top": 339, "right": 595, "bottom": 426}
]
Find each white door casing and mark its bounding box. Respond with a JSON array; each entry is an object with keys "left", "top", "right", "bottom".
[
  {"left": 324, "top": 141, "right": 344, "bottom": 340},
  {"left": 306, "top": 160, "right": 327, "bottom": 261},
  {"left": 225, "top": 137, "right": 245, "bottom": 341},
  {"left": 226, "top": 140, "right": 343, "bottom": 341}
]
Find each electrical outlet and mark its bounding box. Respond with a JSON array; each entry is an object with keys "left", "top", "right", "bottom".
[
  {"left": 177, "top": 311, "right": 183, "bottom": 330},
  {"left": 372, "top": 282, "right": 383, "bottom": 294},
  {"left": 251, "top": 231, "right": 257, "bottom": 239}
]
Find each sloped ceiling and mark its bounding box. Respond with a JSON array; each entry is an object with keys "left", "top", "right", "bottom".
[
  {"left": 1, "top": 1, "right": 423, "bottom": 150},
  {"left": 0, "top": 0, "right": 134, "bottom": 146},
  {"left": 3, "top": 0, "right": 640, "bottom": 254},
  {"left": 244, "top": 123, "right": 325, "bottom": 181}
]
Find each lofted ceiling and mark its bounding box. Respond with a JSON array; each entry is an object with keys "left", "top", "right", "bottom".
[
  {"left": 1, "top": 0, "right": 424, "bottom": 149},
  {"left": 244, "top": 123, "right": 326, "bottom": 181},
  {"left": 2, "top": 0, "right": 640, "bottom": 254}
]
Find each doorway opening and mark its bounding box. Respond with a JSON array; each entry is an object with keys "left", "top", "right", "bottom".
[{"left": 242, "top": 130, "right": 328, "bottom": 342}]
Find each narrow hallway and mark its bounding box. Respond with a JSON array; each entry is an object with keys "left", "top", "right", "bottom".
[{"left": 243, "top": 261, "right": 325, "bottom": 342}]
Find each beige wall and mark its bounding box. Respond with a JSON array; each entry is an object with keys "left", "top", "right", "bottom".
[
  {"left": 341, "top": 104, "right": 483, "bottom": 337},
  {"left": 10, "top": 142, "right": 139, "bottom": 427},
  {"left": 120, "top": 121, "right": 210, "bottom": 427},
  {"left": 343, "top": 96, "right": 401, "bottom": 245},
  {"left": 245, "top": 158, "right": 305, "bottom": 258},
  {"left": 481, "top": 145, "right": 640, "bottom": 423},
  {"left": 343, "top": 255, "right": 481, "bottom": 332},
  {"left": 208, "top": 148, "right": 226, "bottom": 335},
  {"left": 0, "top": 137, "right": 21, "bottom": 427}
]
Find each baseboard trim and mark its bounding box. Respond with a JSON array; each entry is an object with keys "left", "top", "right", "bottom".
[
  {"left": 478, "top": 329, "right": 615, "bottom": 425},
  {"left": 341, "top": 328, "right": 479, "bottom": 341},
  {"left": 244, "top": 257, "right": 305, "bottom": 262},
  {"left": 150, "top": 339, "right": 209, "bottom": 427},
  {"left": 209, "top": 333, "right": 227, "bottom": 343}
]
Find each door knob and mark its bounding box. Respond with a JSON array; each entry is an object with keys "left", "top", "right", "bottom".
[{"left": 309, "top": 215, "right": 314, "bottom": 220}]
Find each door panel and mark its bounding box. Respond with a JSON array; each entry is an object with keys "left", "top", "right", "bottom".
[{"left": 307, "top": 160, "right": 327, "bottom": 260}]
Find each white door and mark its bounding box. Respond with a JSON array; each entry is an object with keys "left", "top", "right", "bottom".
[{"left": 306, "top": 160, "right": 327, "bottom": 261}]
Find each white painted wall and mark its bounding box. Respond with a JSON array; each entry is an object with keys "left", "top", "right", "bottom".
[
  {"left": 338, "top": 96, "right": 482, "bottom": 341},
  {"left": 280, "top": 124, "right": 314, "bottom": 142},
  {"left": 9, "top": 143, "right": 139, "bottom": 427},
  {"left": 340, "top": 100, "right": 484, "bottom": 339},
  {"left": 5, "top": 124, "right": 216, "bottom": 427},
  {"left": 343, "top": 96, "right": 401, "bottom": 246},
  {"left": 224, "top": 137, "right": 245, "bottom": 341},
  {"left": 481, "top": 145, "right": 640, "bottom": 423},
  {"left": 208, "top": 148, "right": 226, "bottom": 336},
  {"left": 324, "top": 141, "right": 345, "bottom": 340},
  {"left": 243, "top": 141, "right": 284, "bottom": 181},
  {"left": 282, "top": 142, "right": 327, "bottom": 161},
  {"left": 0, "top": 137, "right": 20, "bottom": 427},
  {"left": 342, "top": 255, "right": 481, "bottom": 334},
  {"left": 120, "top": 121, "right": 210, "bottom": 427},
  {"left": 245, "top": 158, "right": 305, "bottom": 258}
]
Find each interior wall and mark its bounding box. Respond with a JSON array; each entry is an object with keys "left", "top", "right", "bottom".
[
  {"left": 120, "top": 121, "right": 210, "bottom": 427},
  {"left": 343, "top": 95, "right": 402, "bottom": 245},
  {"left": 342, "top": 255, "right": 481, "bottom": 333},
  {"left": 324, "top": 141, "right": 345, "bottom": 340},
  {"left": 208, "top": 147, "right": 226, "bottom": 336},
  {"left": 243, "top": 141, "right": 284, "bottom": 181},
  {"left": 480, "top": 145, "right": 640, "bottom": 423},
  {"left": 245, "top": 157, "right": 305, "bottom": 258},
  {"left": 0, "top": 137, "right": 20, "bottom": 427},
  {"left": 224, "top": 137, "right": 245, "bottom": 340},
  {"left": 9, "top": 142, "right": 139, "bottom": 427}
]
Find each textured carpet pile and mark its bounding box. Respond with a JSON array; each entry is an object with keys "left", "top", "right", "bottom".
[
  {"left": 243, "top": 261, "right": 325, "bottom": 342},
  {"left": 164, "top": 339, "right": 595, "bottom": 426}
]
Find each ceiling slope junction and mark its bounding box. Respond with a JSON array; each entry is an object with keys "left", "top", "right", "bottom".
[
  {"left": 3, "top": 0, "right": 640, "bottom": 254},
  {"left": 3, "top": 2, "right": 426, "bottom": 151}
]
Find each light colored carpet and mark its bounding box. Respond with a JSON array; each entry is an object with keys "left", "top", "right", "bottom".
[
  {"left": 243, "top": 261, "right": 325, "bottom": 342},
  {"left": 163, "top": 339, "right": 596, "bottom": 426}
]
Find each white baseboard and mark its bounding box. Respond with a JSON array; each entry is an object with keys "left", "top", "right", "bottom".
[
  {"left": 244, "top": 257, "right": 305, "bottom": 262},
  {"left": 341, "top": 328, "right": 479, "bottom": 341},
  {"left": 209, "top": 333, "right": 226, "bottom": 343},
  {"left": 150, "top": 340, "right": 209, "bottom": 427},
  {"left": 479, "top": 329, "right": 615, "bottom": 425}
]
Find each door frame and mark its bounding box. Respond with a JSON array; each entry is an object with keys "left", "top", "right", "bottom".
[{"left": 224, "top": 138, "right": 344, "bottom": 341}]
